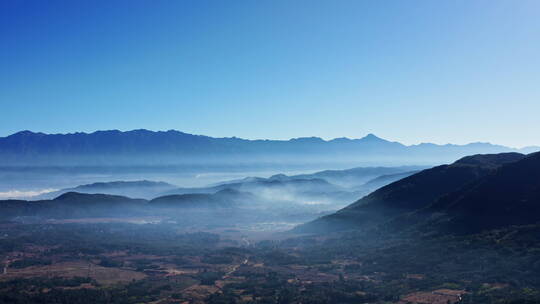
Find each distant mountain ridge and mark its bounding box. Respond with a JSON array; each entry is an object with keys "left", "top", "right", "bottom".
[
  {"left": 25, "top": 165, "right": 420, "bottom": 209},
  {"left": 289, "top": 166, "right": 424, "bottom": 188},
  {"left": 36, "top": 180, "right": 177, "bottom": 200},
  {"left": 0, "top": 129, "right": 537, "bottom": 166},
  {"left": 0, "top": 192, "right": 147, "bottom": 220},
  {"left": 162, "top": 176, "right": 361, "bottom": 207},
  {"left": 149, "top": 189, "right": 257, "bottom": 209}
]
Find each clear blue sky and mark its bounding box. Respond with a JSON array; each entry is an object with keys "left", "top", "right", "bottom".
[{"left": 1, "top": 0, "right": 539, "bottom": 147}]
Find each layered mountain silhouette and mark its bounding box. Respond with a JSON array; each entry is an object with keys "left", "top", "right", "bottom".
[
  {"left": 37, "top": 180, "right": 177, "bottom": 200},
  {"left": 14, "top": 165, "right": 421, "bottom": 218},
  {"left": 163, "top": 176, "right": 361, "bottom": 207},
  {"left": 0, "top": 190, "right": 255, "bottom": 220},
  {"left": 0, "top": 165, "right": 418, "bottom": 221},
  {"left": 0, "top": 192, "right": 147, "bottom": 220},
  {"left": 166, "top": 177, "right": 343, "bottom": 196},
  {"left": 3, "top": 151, "right": 540, "bottom": 237},
  {"left": 0, "top": 129, "right": 536, "bottom": 165},
  {"left": 289, "top": 166, "right": 424, "bottom": 188},
  {"left": 358, "top": 170, "right": 420, "bottom": 192},
  {"left": 297, "top": 152, "right": 532, "bottom": 234},
  {"left": 149, "top": 189, "right": 256, "bottom": 209}
]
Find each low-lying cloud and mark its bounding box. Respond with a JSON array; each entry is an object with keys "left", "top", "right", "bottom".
[{"left": 0, "top": 188, "right": 57, "bottom": 199}]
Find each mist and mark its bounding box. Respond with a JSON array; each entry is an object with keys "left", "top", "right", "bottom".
[{"left": 0, "top": 163, "right": 420, "bottom": 233}]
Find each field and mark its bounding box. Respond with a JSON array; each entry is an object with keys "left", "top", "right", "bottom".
[
  {"left": 1, "top": 220, "right": 539, "bottom": 303},
  {"left": 1, "top": 261, "right": 146, "bottom": 285}
]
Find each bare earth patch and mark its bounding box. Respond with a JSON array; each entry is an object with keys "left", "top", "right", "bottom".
[{"left": 1, "top": 261, "right": 146, "bottom": 285}]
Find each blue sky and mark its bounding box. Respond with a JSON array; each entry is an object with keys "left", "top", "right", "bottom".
[{"left": 1, "top": 0, "right": 539, "bottom": 147}]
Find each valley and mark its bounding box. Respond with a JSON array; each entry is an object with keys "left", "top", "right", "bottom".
[
  {"left": 2, "top": 219, "right": 539, "bottom": 303},
  {"left": 1, "top": 152, "right": 540, "bottom": 303},
  {"left": 3, "top": 2, "right": 539, "bottom": 302}
]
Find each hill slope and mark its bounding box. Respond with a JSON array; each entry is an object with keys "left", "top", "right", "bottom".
[
  {"left": 0, "top": 192, "right": 147, "bottom": 220},
  {"left": 36, "top": 180, "right": 177, "bottom": 200},
  {"left": 297, "top": 152, "right": 526, "bottom": 233},
  {"left": 422, "top": 151, "right": 540, "bottom": 234},
  {"left": 149, "top": 189, "right": 256, "bottom": 209}
]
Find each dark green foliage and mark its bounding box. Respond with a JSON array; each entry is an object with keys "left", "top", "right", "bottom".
[
  {"left": 199, "top": 271, "right": 223, "bottom": 285},
  {"left": 98, "top": 258, "right": 122, "bottom": 268},
  {"left": 10, "top": 258, "right": 52, "bottom": 269}
]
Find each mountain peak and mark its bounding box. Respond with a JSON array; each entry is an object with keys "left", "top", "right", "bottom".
[
  {"left": 9, "top": 130, "right": 43, "bottom": 137},
  {"left": 269, "top": 174, "right": 290, "bottom": 181},
  {"left": 360, "top": 133, "right": 386, "bottom": 142},
  {"left": 53, "top": 191, "right": 96, "bottom": 201}
]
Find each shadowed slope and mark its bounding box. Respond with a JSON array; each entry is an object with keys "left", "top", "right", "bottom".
[{"left": 296, "top": 152, "right": 525, "bottom": 233}]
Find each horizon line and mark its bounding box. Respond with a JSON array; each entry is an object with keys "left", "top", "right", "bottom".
[{"left": 1, "top": 129, "right": 537, "bottom": 150}]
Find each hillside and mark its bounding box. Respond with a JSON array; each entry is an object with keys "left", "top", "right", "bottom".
[
  {"left": 297, "top": 152, "right": 526, "bottom": 233},
  {"left": 0, "top": 192, "right": 147, "bottom": 220},
  {"left": 36, "top": 180, "right": 177, "bottom": 200},
  {"left": 421, "top": 151, "right": 540, "bottom": 234},
  {"left": 168, "top": 177, "right": 342, "bottom": 195},
  {"left": 149, "top": 189, "right": 256, "bottom": 209},
  {"left": 358, "top": 170, "right": 420, "bottom": 192}
]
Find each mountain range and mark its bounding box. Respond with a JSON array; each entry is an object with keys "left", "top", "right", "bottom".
[
  {"left": 297, "top": 151, "right": 540, "bottom": 236},
  {"left": 0, "top": 129, "right": 537, "bottom": 166},
  {"left": 27, "top": 164, "right": 419, "bottom": 202},
  {"left": 0, "top": 165, "right": 429, "bottom": 222},
  {"left": 3, "top": 151, "right": 540, "bottom": 240}
]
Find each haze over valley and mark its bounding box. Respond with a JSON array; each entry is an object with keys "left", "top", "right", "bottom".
[
  {"left": 2, "top": 131, "right": 540, "bottom": 303},
  {"left": 1, "top": 129, "right": 535, "bottom": 200},
  {"left": 2, "top": 1, "right": 540, "bottom": 303}
]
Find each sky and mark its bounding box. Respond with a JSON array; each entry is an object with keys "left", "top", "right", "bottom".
[{"left": 1, "top": 0, "right": 539, "bottom": 148}]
